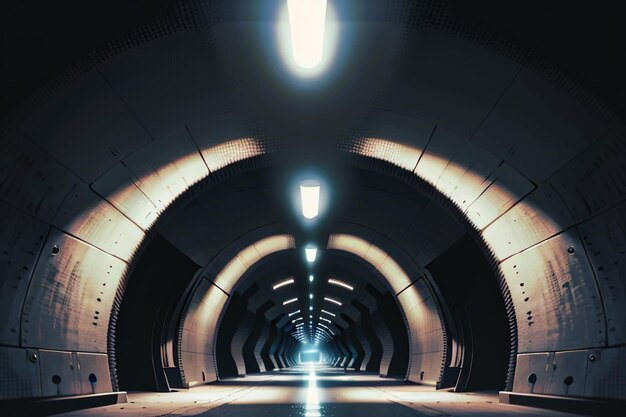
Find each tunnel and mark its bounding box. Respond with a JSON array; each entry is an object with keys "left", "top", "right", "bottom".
[{"left": 1, "top": 0, "right": 625, "bottom": 416}]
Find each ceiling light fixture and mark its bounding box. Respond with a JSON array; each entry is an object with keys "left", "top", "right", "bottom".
[
  {"left": 283, "top": 297, "right": 298, "bottom": 305},
  {"left": 273, "top": 278, "right": 295, "bottom": 290},
  {"left": 321, "top": 309, "right": 335, "bottom": 317},
  {"left": 324, "top": 296, "right": 342, "bottom": 306},
  {"left": 287, "top": 1, "right": 327, "bottom": 69},
  {"left": 309, "top": 275, "right": 314, "bottom": 282},
  {"left": 292, "top": 317, "right": 303, "bottom": 323},
  {"left": 300, "top": 180, "right": 321, "bottom": 219},
  {"left": 305, "top": 247, "right": 317, "bottom": 263},
  {"left": 289, "top": 309, "right": 301, "bottom": 317},
  {"left": 328, "top": 278, "right": 353, "bottom": 291}
]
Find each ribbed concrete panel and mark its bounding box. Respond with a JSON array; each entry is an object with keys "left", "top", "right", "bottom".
[
  {"left": 415, "top": 128, "right": 500, "bottom": 213},
  {"left": 75, "top": 352, "right": 113, "bottom": 395},
  {"left": 230, "top": 311, "right": 254, "bottom": 376},
  {"left": 0, "top": 346, "right": 41, "bottom": 400},
  {"left": 500, "top": 230, "right": 606, "bottom": 353},
  {"left": 355, "top": 324, "right": 371, "bottom": 371},
  {"left": 577, "top": 201, "right": 626, "bottom": 345},
  {"left": 409, "top": 351, "right": 446, "bottom": 385},
  {"left": 263, "top": 322, "right": 279, "bottom": 371},
  {"left": 381, "top": 28, "right": 520, "bottom": 137},
  {"left": 276, "top": 332, "right": 288, "bottom": 368},
  {"left": 181, "top": 351, "right": 217, "bottom": 386},
  {"left": 372, "top": 311, "right": 394, "bottom": 376},
  {"left": 18, "top": 69, "right": 152, "bottom": 183},
  {"left": 92, "top": 163, "right": 160, "bottom": 230},
  {"left": 353, "top": 300, "right": 382, "bottom": 372},
  {"left": 181, "top": 280, "right": 228, "bottom": 353},
  {"left": 254, "top": 323, "right": 270, "bottom": 373},
  {"left": 98, "top": 29, "right": 236, "bottom": 139},
  {"left": 39, "top": 350, "right": 78, "bottom": 397},
  {"left": 482, "top": 183, "right": 575, "bottom": 261},
  {"left": 21, "top": 230, "right": 126, "bottom": 352},
  {"left": 465, "top": 162, "right": 535, "bottom": 230},
  {"left": 0, "top": 203, "right": 48, "bottom": 345},
  {"left": 399, "top": 279, "right": 445, "bottom": 385},
  {"left": 0, "top": 130, "right": 78, "bottom": 223},
  {"left": 52, "top": 182, "right": 145, "bottom": 261},
  {"left": 122, "top": 129, "right": 209, "bottom": 211},
  {"left": 585, "top": 345, "right": 626, "bottom": 400},
  {"left": 551, "top": 130, "right": 626, "bottom": 223},
  {"left": 514, "top": 347, "right": 626, "bottom": 401},
  {"left": 473, "top": 68, "right": 608, "bottom": 183},
  {"left": 243, "top": 302, "right": 273, "bottom": 374}
]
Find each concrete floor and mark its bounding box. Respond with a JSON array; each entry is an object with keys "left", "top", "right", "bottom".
[{"left": 59, "top": 366, "right": 580, "bottom": 417}]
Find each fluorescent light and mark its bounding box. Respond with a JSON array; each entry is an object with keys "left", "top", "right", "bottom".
[
  {"left": 292, "top": 317, "right": 303, "bottom": 323},
  {"left": 273, "top": 278, "right": 295, "bottom": 290},
  {"left": 321, "top": 309, "right": 335, "bottom": 317},
  {"left": 318, "top": 323, "right": 335, "bottom": 335},
  {"left": 324, "top": 297, "right": 342, "bottom": 306},
  {"left": 300, "top": 180, "right": 321, "bottom": 219},
  {"left": 305, "top": 247, "right": 317, "bottom": 262},
  {"left": 309, "top": 275, "right": 314, "bottom": 282},
  {"left": 296, "top": 323, "right": 304, "bottom": 327},
  {"left": 328, "top": 278, "right": 353, "bottom": 291},
  {"left": 309, "top": 293, "right": 314, "bottom": 299},
  {"left": 309, "top": 306, "right": 313, "bottom": 310},
  {"left": 319, "top": 316, "right": 331, "bottom": 323},
  {"left": 287, "top": 0, "right": 327, "bottom": 68},
  {"left": 289, "top": 309, "right": 301, "bottom": 317},
  {"left": 283, "top": 297, "right": 298, "bottom": 305}
]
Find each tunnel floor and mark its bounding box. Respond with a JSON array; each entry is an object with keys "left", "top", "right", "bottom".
[{"left": 58, "top": 366, "right": 579, "bottom": 417}]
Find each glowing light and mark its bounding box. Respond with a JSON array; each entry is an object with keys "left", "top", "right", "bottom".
[
  {"left": 321, "top": 309, "right": 335, "bottom": 317},
  {"left": 309, "top": 275, "right": 314, "bottom": 282},
  {"left": 292, "top": 317, "right": 303, "bottom": 323},
  {"left": 283, "top": 297, "right": 298, "bottom": 305},
  {"left": 324, "top": 296, "right": 342, "bottom": 306},
  {"left": 273, "top": 278, "right": 295, "bottom": 290},
  {"left": 289, "top": 309, "right": 301, "bottom": 317},
  {"left": 305, "top": 247, "right": 318, "bottom": 262},
  {"left": 287, "top": 0, "right": 327, "bottom": 69},
  {"left": 309, "top": 293, "right": 314, "bottom": 299},
  {"left": 318, "top": 323, "right": 335, "bottom": 335},
  {"left": 309, "top": 306, "right": 313, "bottom": 311},
  {"left": 300, "top": 180, "right": 321, "bottom": 219},
  {"left": 319, "top": 316, "right": 331, "bottom": 323},
  {"left": 328, "top": 278, "right": 353, "bottom": 291}
]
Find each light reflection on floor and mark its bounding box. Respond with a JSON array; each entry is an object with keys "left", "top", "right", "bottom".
[{"left": 58, "top": 365, "right": 583, "bottom": 417}]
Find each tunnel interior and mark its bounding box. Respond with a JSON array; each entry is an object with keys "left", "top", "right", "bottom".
[{"left": 1, "top": 0, "right": 626, "bottom": 416}]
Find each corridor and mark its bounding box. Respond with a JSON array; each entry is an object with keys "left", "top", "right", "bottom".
[
  {"left": 1, "top": 0, "right": 625, "bottom": 416},
  {"left": 59, "top": 366, "right": 580, "bottom": 417}
]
